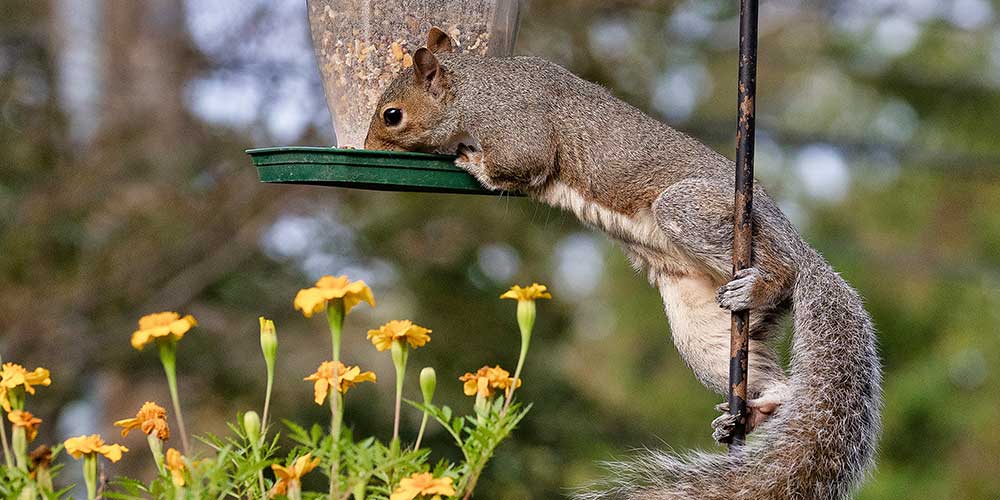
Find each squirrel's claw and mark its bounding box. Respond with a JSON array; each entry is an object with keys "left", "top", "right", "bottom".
[
  {"left": 711, "top": 407, "right": 738, "bottom": 444},
  {"left": 717, "top": 267, "right": 760, "bottom": 311},
  {"left": 455, "top": 143, "right": 483, "bottom": 165}
]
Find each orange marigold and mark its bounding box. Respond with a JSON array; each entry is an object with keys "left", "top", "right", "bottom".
[
  {"left": 304, "top": 361, "right": 376, "bottom": 405},
  {"left": 130, "top": 312, "right": 197, "bottom": 350},
  {"left": 366, "top": 320, "right": 432, "bottom": 352},
  {"left": 460, "top": 365, "right": 522, "bottom": 399},
  {"left": 114, "top": 401, "right": 170, "bottom": 441},
  {"left": 389, "top": 472, "right": 456, "bottom": 500},
  {"left": 293, "top": 275, "right": 375, "bottom": 318}
]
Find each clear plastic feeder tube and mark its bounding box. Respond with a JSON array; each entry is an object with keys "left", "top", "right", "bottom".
[{"left": 307, "top": 0, "right": 520, "bottom": 148}]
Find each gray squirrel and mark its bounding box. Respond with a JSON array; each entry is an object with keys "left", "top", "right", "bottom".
[{"left": 364, "top": 28, "right": 882, "bottom": 500}]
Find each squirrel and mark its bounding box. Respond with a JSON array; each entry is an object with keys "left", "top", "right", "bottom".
[{"left": 365, "top": 28, "right": 882, "bottom": 500}]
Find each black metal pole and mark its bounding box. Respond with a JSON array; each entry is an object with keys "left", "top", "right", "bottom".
[{"left": 729, "top": 0, "right": 759, "bottom": 449}]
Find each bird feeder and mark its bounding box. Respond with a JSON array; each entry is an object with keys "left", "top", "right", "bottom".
[{"left": 248, "top": 0, "right": 520, "bottom": 194}]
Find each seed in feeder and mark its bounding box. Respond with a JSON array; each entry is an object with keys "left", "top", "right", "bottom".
[
  {"left": 402, "top": 53, "right": 413, "bottom": 68},
  {"left": 391, "top": 41, "right": 404, "bottom": 61}
]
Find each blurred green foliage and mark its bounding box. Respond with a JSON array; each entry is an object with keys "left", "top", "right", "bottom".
[{"left": 1, "top": 0, "right": 999, "bottom": 498}]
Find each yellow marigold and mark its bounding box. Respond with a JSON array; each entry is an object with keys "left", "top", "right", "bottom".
[
  {"left": 460, "top": 365, "right": 522, "bottom": 399},
  {"left": 269, "top": 453, "right": 321, "bottom": 498},
  {"left": 63, "top": 434, "right": 128, "bottom": 463},
  {"left": 293, "top": 275, "right": 375, "bottom": 318},
  {"left": 130, "top": 312, "right": 197, "bottom": 350},
  {"left": 114, "top": 401, "right": 170, "bottom": 441},
  {"left": 8, "top": 410, "right": 41, "bottom": 442},
  {"left": 165, "top": 448, "right": 186, "bottom": 486},
  {"left": 304, "top": 361, "right": 377, "bottom": 405},
  {"left": 367, "top": 320, "right": 432, "bottom": 352},
  {"left": 500, "top": 283, "right": 552, "bottom": 301},
  {"left": 0, "top": 363, "right": 51, "bottom": 412},
  {"left": 389, "top": 472, "right": 456, "bottom": 500}
]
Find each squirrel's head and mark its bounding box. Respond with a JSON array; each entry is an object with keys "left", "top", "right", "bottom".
[{"left": 364, "top": 28, "right": 459, "bottom": 153}]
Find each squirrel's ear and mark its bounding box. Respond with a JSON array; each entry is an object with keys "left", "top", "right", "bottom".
[
  {"left": 413, "top": 47, "right": 446, "bottom": 97},
  {"left": 426, "top": 26, "right": 454, "bottom": 53}
]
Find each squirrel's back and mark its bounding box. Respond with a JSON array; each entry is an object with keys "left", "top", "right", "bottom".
[{"left": 443, "top": 53, "right": 731, "bottom": 212}]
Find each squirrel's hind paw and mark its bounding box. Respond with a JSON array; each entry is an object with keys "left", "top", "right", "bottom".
[
  {"left": 711, "top": 403, "right": 738, "bottom": 444},
  {"left": 711, "top": 396, "right": 782, "bottom": 444}
]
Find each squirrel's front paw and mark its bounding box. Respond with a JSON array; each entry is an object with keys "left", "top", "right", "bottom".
[
  {"left": 716, "top": 267, "right": 760, "bottom": 311},
  {"left": 455, "top": 143, "right": 484, "bottom": 168},
  {"left": 455, "top": 143, "right": 493, "bottom": 188}
]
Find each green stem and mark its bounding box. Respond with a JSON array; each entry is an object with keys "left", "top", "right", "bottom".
[
  {"left": 255, "top": 445, "right": 266, "bottom": 500},
  {"left": 158, "top": 340, "right": 190, "bottom": 454},
  {"left": 413, "top": 412, "right": 429, "bottom": 451},
  {"left": 0, "top": 413, "right": 12, "bottom": 469},
  {"left": 258, "top": 373, "right": 274, "bottom": 499},
  {"left": 261, "top": 370, "right": 274, "bottom": 433},
  {"left": 287, "top": 480, "right": 302, "bottom": 500},
  {"left": 327, "top": 300, "right": 345, "bottom": 499},
  {"left": 327, "top": 300, "right": 345, "bottom": 362},
  {"left": 83, "top": 454, "right": 97, "bottom": 500},
  {"left": 11, "top": 426, "right": 26, "bottom": 471},
  {"left": 147, "top": 434, "right": 165, "bottom": 475},
  {"left": 502, "top": 300, "right": 534, "bottom": 415},
  {"left": 461, "top": 472, "right": 480, "bottom": 500},
  {"left": 390, "top": 341, "right": 408, "bottom": 448},
  {"left": 17, "top": 484, "right": 36, "bottom": 500},
  {"left": 261, "top": 340, "right": 276, "bottom": 500},
  {"left": 352, "top": 480, "right": 367, "bottom": 500},
  {"left": 329, "top": 392, "right": 343, "bottom": 499}
]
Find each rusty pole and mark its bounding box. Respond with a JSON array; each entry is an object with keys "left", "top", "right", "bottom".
[{"left": 728, "top": 0, "right": 759, "bottom": 449}]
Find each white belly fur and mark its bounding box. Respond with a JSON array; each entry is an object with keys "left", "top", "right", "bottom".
[
  {"left": 539, "top": 181, "right": 736, "bottom": 394},
  {"left": 657, "top": 274, "right": 733, "bottom": 394}
]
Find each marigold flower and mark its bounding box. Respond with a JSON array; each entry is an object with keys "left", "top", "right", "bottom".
[
  {"left": 389, "top": 472, "right": 456, "bottom": 500},
  {"left": 8, "top": 410, "right": 41, "bottom": 442},
  {"left": 165, "top": 448, "right": 186, "bottom": 486},
  {"left": 367, "top": 320, "right": 432, "bottom": 352},
  {"left": 269, "top": 453, "right": 321, "bottom": 498},
  {"left": 500, "top": 283, "right": 552, "bottom": 302},
  {"left": 130, "top": 312, "right": 197, "bottom": 350},
  {"left": 304, "top": 361, "right": 376, "bottom": 405},
  {"left": 0, "top": 363, "right": 51, "bottom": 412},
  {"left": 293, "top": 275, "right": 375, "bottom": 318},
  {"left": 63, "top": 434, "right": 128, "bottom": 463},
  {"left": 460, "top": 365, "right": 522, "bottom": 399},
  {"left": 114, "top": 401, "right": 170, "bottom": 441}
]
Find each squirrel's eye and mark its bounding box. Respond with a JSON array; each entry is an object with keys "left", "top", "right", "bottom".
[{"left": 383, "top": 108, "right": 403, "bottom": 126}]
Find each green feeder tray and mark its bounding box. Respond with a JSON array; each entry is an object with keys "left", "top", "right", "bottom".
[{"left": 247, "top": 146, "right": 513, "bottom": 195}]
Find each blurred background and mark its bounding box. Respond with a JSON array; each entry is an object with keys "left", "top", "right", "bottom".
[{"left": 2, "top": 0, "right": 999, "bottom": 498}]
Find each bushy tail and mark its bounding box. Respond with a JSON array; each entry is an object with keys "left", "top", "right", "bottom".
[{"left": 578, "top": 253, "right": 882, "bottom": 500}]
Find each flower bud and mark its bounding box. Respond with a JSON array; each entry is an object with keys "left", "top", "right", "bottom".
[
  {"left": 259, "top": 317, "right": 278, "bottom": 369},
  {"left": 243, "top": 411, "right": 261, "bottom": 446},
  {"left": 419, "top": 367, "right": 436, "bottom": 405}
]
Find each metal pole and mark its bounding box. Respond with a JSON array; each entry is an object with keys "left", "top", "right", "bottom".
[{"left": 729, "top": 0, "right": 759, "bottom": 449}]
